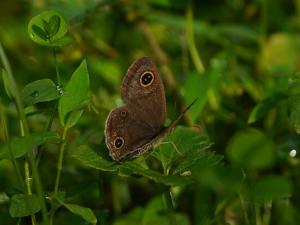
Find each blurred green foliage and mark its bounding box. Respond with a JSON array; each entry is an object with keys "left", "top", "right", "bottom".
[{"left": 1, "top": 0, "right": 300, "bottom": 224}]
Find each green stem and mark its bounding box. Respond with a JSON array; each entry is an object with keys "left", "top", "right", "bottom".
[
  {"left": 0, "top": 42, "right": 49, "bottom": 225},
  {"left": 54, "top": 127, "right": 68, "bottom": 195},
  {"left": 186, "top": 4, "right": 205, "bottom": 73},
  {"left": 24, "top": 160, "right": 37, "bottom": 225},
  {"left": 238, "top": 191, "right": 250, "bottom": 225},
  {"left": 50, "top": 127, "right": 68, "bottom": 225},
  {"left": 52, "top": 47, "right": 61, "bottom": 85},
  {"left": 1, "top": 107, "right": 24, "bottom": 190}
]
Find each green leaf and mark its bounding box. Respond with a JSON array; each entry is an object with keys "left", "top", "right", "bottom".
[
  {"left": 288, "top": 75, "right": 300, "bottom": 133},
  {"left": 58, "top": 59, "right": 89, "bottom": 126},
  {"left": 59, "top": 201, "right": 97, "bottom": 224},
  {"left": 226, "top": 129, "right": 275, "bottom": 169},
  {"left": 50, "top": 36, "right": 73, "bottom": 47},
  {"left": 248, "top": 93, "right": 286, "bottom": 124},
  {"left": 9, "top": 194, "right": 41, "bottom": 217},
  {"left": 252, "top": 176, "right": 292, "bottom": 204},
  {"left": 71, "top": 145, "right": 117, "bottom": 172},
  {"left": 28, "top": 10, "right": 69, "bottom": 47},
  {"left": 120, "top": 162, "right": 188, "bottom": 186},
  {"left": 20, "top": 79, "right": 61, "bottom": 106},
  {"left": 0, "top": 132, "right": 60, "bottom": 159},
  {"left": 47, "top": 15, "right": 61, "bottom": 37},
  {"left": 71, "top": 145, "right": 186, "bottom": 186},
  {"left": 152, "top": 127, "right": 221, "bottom": 176},
  {"left": 31, "top": 24, "right": 48, "bottom": 40}
]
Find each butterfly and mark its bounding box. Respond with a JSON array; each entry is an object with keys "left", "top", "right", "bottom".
[{"left": 104, "top": 57, "right": 195, "bottom": 162}]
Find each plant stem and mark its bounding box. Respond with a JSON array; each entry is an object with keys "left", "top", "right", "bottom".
[
  {"left": 54, "top": 127, "right": 68, "bottom": 195},
  {"left": 52, "top": 47, "right": 61, "bottom": 85},
  {"left": 0, "top": 42, "right": 49, "bottom": 225},
  {"left": 24, "top": 160, "right": 37, "bottom": 225},
  {"left": 49, "top": 127, "right": 68, "bottom": 225},
  {"left": 185, "top": 4, "right": 205, "bottom": 73},
  {"left": 238, "top": 191, "right": 250, "bottom": 225},
  {"left": 1, "top": 106, "right": 24, "bottom": 190}
]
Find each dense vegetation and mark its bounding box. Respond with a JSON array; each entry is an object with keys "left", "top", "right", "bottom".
[{"left": 0, "top": 0, "right": 299, "bottom": 224}]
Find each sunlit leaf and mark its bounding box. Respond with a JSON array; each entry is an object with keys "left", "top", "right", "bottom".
[
  {"left": 58, "top": 59, "right": 89, "bottom": 127},
  {"left": 28, "top": 10, "right": 69, "bottom": 47}
]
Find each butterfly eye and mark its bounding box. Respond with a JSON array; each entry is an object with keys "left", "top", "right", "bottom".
[
  {"left": 140, "top": 72, "right": 154, "bottom": 87},
  {"left": 114, "top": 137, "right": 124, "bottom": 149}
]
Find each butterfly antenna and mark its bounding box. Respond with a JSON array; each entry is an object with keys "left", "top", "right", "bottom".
[{"left": 168, "top": 97, "right": 199, "bottom": 129}]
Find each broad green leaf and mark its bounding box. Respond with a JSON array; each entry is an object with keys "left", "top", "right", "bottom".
[
  {"left": 72, "top": 145, "right": 186, "bottom": 186},
  {"left": 59, "top": 201, "right": 97, "bottom": 224},
  {"left": 252, "top": 176, "right": 292, "bottom": 204},
  {"left": 28, "top": 10, "right": 69, "bottom": 47},
  {"left": 58, "top": 60, "right": 89, "bottom": 126},
  {"left": 0, "top": 132, "right": 60, "bottom": 159},
  {"left": 21, "top": 79, "right": 61, "bottom": 106},
  {"left": 288, "top": 75, "right": 300, "bottom": 133},
  {"left": 248, "top": 93, "right": 286, "bottom": 124},
  {"left": 9, "top": 194, "right": 40, "bottom": 217},
  {"left": 71, "top": 145, "right": 117, "bottom": 172},
  {"left": 226, "top": 129, "right": 275, "bottom": 169},
  {"left": 31, "top": 25, "right": 48, "bottom": 40},
  {"left": 119, "top": 162, "right": 188, "bottom": 186},
  {"left": 46, "top": 15, "right": 61, "bottom": 37}
]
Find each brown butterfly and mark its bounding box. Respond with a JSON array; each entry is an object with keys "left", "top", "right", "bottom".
[{"left": 104, "top": 57, "right": 195, "bottom": 162}]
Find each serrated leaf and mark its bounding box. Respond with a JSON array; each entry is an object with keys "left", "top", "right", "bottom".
[
  {"left": 72, "top": 145, "right": 187, "bottom": 186},
  {"left": 253, "top": 176, "right": 292, "bottom": 204},
  {"left": 152, "top": 127, "right": 219, "bottom": 176},
  {"left": 226, "top": 129, "right": 275, "bottom": 169},
  {"left": 28, "top": 10, "right": 68, "bottom": 47},
  {"left": 58, "top": 59, "right": 89, "bottom": 126},
  {"left": 248, "top": 93, "right": 286, "bottom": 124},
  {"left": 120, "top": 162, "right": 188, "bottom": 186},
  {"left": 9, "top": 194, "right": 40, "bottom": 217},
  {"left": 0, "top": 132, "right": 60, "bottom": 159},
  {"left": 21, "top": 79, "right": 60, "bottom": 106}
]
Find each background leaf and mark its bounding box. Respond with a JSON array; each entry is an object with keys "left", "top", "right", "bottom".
[
  {"left": 9, "top": 194, "right": 40, "bottom": 218},
  {"left": 0, "top": 132, "right": 60, "bottom": 159},
  {"left": 226, "top": 129, "right": 275, "bottom": 169},
  {"left": 21, "top": 79, "right": 60, "bottom": 106}
]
